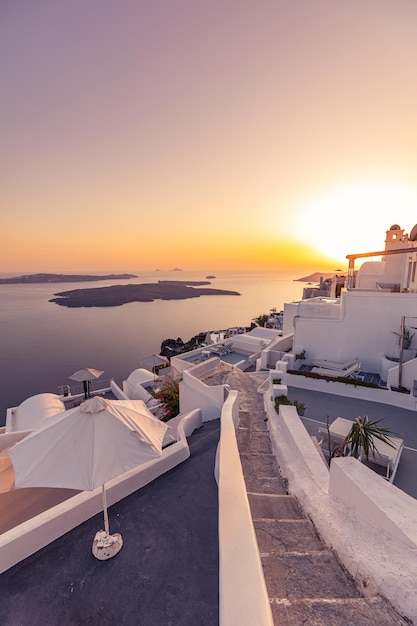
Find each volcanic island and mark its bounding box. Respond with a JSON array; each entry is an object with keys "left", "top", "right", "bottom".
[{"left": 49, "top": 281, "right": 240, "bottom": 307}]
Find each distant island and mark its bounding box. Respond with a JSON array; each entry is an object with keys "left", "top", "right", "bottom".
[
  {"left": 0, "top": 273, "right": 137, "bottom": 284},
  {"left": 50, "top": 280, "right": 240, "bottom": 308}
]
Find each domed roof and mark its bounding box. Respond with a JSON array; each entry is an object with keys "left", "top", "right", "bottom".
[
  {"left": 410, "top": 224, "right": 417, "bottom": 241},
  {"left": 389, "top": 224, "right": 401, "bottom": 230}
]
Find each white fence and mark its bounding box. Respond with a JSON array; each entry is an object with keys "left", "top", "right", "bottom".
[{"left": 215, "top": 391, "right": 273, "bottom": 626}]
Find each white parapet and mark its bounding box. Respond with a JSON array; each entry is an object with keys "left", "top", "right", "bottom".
[
  {"left": 329, "top": 457, "right": 417, "bottom": 549},
  {"left": 275, "top": 360, "right": 288, "bottom": 372},
  {"left": 266, "top": 397, "right": 417, "bottom": 624},
  {"left": 216, "top": 391, "right": 273, "bottom": 626},
  {"left": 272, "top": 384, "right": 288, "bottom": 398}
]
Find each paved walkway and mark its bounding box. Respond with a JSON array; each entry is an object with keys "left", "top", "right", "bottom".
[{"left": 207, "top": 365, "right": 409, "bottom": 625}]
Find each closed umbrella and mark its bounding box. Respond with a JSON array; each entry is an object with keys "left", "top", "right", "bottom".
[
  {"left": 69, "top": 367, "right": 104, "bottom": 399},
  {"left": 139, "top": 354, "right": 168, "bottom": 379},
  {"left": 9, "top": 396, "right": 168, "bottom": 560}
]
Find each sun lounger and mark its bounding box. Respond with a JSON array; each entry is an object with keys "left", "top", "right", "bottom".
[
  {"left": 209, "top": 341, "right": 233, "bottom": 356},
  {"left": 319, "top": 417, "right": 404, "bottom": 483},
  {"left": 311, "top": 359, "right": 361, "bottom": 377},
  {"left": 217, "top": 341, "right": 233, "bottom": 355},
  {"left": 311, "top": 363, "right": 361, "bottom": 378},
  {"left": 312, "top": 358, "right": 360, "bottom": 371},
  {"left": 208, "top": 344, "right": 222, "bottom": 354}
]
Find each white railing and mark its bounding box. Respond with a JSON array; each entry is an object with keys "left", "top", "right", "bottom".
[{"left": 216, "top": 391, "right": 273, "bottom": 626}]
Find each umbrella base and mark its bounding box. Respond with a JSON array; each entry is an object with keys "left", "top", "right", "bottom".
[{"left": 92, "top": 530, "right": 123, "bottom": 560}]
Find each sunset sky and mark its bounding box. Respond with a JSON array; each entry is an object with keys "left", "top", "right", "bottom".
[{"left": 2, "top": 0, "right": 417, "bottom": 273}]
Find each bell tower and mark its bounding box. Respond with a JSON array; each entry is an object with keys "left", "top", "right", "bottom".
[{"left": 385, "top": 224, "right": 406, "bottom": 251}]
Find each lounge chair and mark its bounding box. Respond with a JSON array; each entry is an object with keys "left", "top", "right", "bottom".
[
  {"left": 209, "top": 341, "right": 233, "bottom": 356},
  {"left": 318, "top": 417, "right": 404, "bottom": 483},
  {"left": 217, "top": 341, "right": 233, "bottom": 356},
  {"left": 312, "top": 359, "right": 361, "bottom": 378},
  {"left": 312, "top": 358, "right": 360, "bottom": 371},
  {"left": 208, "top": 344, "right": 223, "bottom": 354}
]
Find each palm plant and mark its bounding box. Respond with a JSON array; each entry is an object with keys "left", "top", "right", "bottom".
[
  {"left": 252, "top": 313, "right": 269, "bottom": 327},
  {"left": 332, "top": 415, "right": 396, "bottom": 461},
  {"left": 393, "top": 326, "right": 415, "bottom": 348}
]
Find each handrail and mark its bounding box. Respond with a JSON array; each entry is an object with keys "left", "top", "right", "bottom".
[{"left": 216, "top": 391, "right": 273, "bottom": 626}]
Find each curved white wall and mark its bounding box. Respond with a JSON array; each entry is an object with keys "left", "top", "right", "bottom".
[{"left": 179, "top": 360, "right": 228, "bottom": 422}]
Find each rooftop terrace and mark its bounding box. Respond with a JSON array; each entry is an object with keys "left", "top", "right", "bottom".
[{"left": 0, "top": 420, "right": 220, "bottom": 625}]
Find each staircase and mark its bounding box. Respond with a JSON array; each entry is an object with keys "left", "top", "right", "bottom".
[{"left": 234, "top": 373, "right": 409, "bottom": 626}]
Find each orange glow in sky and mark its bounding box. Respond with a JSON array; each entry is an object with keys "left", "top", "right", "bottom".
[{"left": 1, "top": 1, "right": 417, "bottom": 273}]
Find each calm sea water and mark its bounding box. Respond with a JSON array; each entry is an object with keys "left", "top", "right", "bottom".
[{"left": 0, "top": 270, "right": 305, "bottom": 424}]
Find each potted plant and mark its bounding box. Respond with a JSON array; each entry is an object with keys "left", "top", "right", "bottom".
[
  {"left": 393, "top": 326, "right": 415, "bottom": 349},
  {"left": 331, "top": 415, "right": 396, "bottom": 461}
]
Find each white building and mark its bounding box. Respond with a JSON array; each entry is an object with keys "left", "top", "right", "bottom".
[{"left": 283, "top": 224, "right": 417, "bottom": 395}]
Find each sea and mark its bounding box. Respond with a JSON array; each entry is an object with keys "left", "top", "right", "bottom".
[{"left": 0, "top": 269, "right": 306, "bottom": 425}]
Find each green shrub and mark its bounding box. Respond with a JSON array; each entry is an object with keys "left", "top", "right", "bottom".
[
  {"left": 274, "top": 395, "right": 306, "bottom": 415},
  {"left": 293, "top": 400, "right": 306, "bottom": 416},
  {"left": 286, "top": 369, "right": 385, "bottom": 389},
  {"left": 275, "top": 394, "right": 292, "bottom": 405}
]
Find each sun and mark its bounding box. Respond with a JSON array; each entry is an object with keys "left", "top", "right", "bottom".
[{"left": 296, "top": 180, "right": 417, "bottom": 264}]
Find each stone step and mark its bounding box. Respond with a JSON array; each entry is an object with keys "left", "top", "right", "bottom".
[
  {"left": 244, "top": 472, "right": 288, "bottom": 495},
  {"left": 254, "top": 519, "right": 324, "bottom": 554},
  {"left": 237, "top": 428, "right": 272, "bottom": 454},
  {"left": 269, "top": 596, "right": 410, "bottom": 626},
  {"left": 240, "top": 453, "right": 281, "bottom": 479},
  {"left": 262, "top": 551, "right": 360, "bottom": 601},
  {"left": 240, "top": 452, "right": 288, "bottom": 494},
  {"left": 238, "top": 410, "right": 268, "bottom": 431},
  {"left": 248, "top": 493, "right": 304, "bottom": 520}
]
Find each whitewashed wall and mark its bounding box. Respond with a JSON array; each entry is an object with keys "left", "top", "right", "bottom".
[{"left": 292, "top": 290, "right": 417, "bottom": 373}]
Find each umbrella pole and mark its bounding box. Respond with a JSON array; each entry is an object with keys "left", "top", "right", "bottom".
[
  {"left": 102, "top": 485, "right": 110, "bottom": 536},
  {"left": 93, "top": 485, "right": 123, "bottom": 560}
]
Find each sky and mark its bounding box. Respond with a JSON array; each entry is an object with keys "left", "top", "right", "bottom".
[{"left": 1, "top": 0, "right": 417, "bottom": 273}]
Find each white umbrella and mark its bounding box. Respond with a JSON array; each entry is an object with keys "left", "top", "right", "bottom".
[
  {"left": 9, "top": 396, "right": 168, "bottom": 560},
  {"left": 69, "top": 367, "right": 104, "bottom": 399}
]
